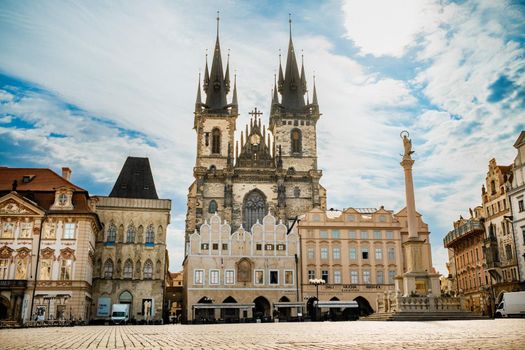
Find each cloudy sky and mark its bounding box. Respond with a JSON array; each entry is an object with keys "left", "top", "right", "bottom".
[{"left": 1, "top": 0, "right": 524, "bottom": 273}]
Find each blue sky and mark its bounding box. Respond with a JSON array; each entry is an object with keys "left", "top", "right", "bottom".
[{"left": 1, "top": 0, "right": 524, "bottom": 273}]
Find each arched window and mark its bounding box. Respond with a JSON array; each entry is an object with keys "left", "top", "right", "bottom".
[
  {"left": 490, "top": 180, "right": 496, "bottom": 195},
  {"left": 145, "top": 225, "right": 155, "bottom": 244},
  {"left": 212, "top": 128, "right": 221, "bottom": 154},
  {"left": 291, "top": 128, "right": 302, "bottom": 154},
  {"left": 107, "top": 223, "right": 116, "bottom": 243},
  {"left": 243, "top": 190, "right": 267, "bottom": 231},
  {"left": 104, "top": 259, "right": 114, "bottom": 279},
  {"left": 126, "top": 223, "right": 136, "bottom": 243},
  {"left": 143, "top": 260, "right": 153, "bottom": 279},
  {"left": 209, "top": 200, "right": 218, "bottom": 214},
  {"left": 123, "top": 259, "right": 133, "bottom": 279}
]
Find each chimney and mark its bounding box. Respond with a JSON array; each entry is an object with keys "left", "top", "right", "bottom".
[{"left": 62, "top": 167, "right": 72, "bottom": 181}]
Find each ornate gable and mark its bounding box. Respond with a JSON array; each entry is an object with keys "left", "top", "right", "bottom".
[
  {"left": 40, "top": 247, "right": 55, "bottom": 260},
  {"left": 60, "top": 247, "right": 76, "bottom": 260},
  {"left": 236, "top": 113, "right": 275, "bottom": 169},
  {"left": 0, "top": 193, "right": 45, "bottom": 217},
  {"left": 16, "top": 247, "right": 31, "bottom": 259},
  {"left": 0, "top": 245, "right": 14, "bottom": 259}
]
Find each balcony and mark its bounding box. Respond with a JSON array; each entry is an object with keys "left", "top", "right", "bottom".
[{"left": 443, "top": 219, "right": 484, "bottom": 247}]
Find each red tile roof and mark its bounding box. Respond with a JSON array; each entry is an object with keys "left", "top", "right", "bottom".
[{"left": 0, "top": 168, "right": 85, "bottom": 192}]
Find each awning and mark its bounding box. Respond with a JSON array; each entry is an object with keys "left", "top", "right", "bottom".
[
  {"left": 193, "top": 303, "right": 255, "bottom": 309},
  {"left": 274, "top": 302, "right": 305, "bottom": 308},
  {"left": 314, "top": 301, "right": 358, "bottom": 308}
]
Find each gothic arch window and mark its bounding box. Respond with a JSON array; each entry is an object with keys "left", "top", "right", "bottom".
[
  {"left": 243, "top": 190, "right": 267, "bottom": 231},
  {"left": 291, "top": 128, "right": 302, "bottom": 154},
  {"left": 212, "top": 128, "right": 221, "bottom": 154},
  {"left": 209, "top": 200, "right": 218, "bottom": 214},
  {"left": 123, "top": 259, "right": 133, "bottom": 279},
  {"left": 143, "top": 259, "right": 153, "bottom": 279},
  {"left": 104, "top": 259, "right": 114, "bottom": 279},
  {"left": 145, "top": 224, "right": 155, "bottom": 244},
  {"left": 126, "top": 223, "right": 136, "bottom": 243},
  {"left": 107, "top": 223, "right": 116, "bottom": 243}
]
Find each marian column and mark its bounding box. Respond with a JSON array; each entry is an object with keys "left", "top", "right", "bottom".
[{"left": 401, "top": 132, "right": 418, "bottom": 239}]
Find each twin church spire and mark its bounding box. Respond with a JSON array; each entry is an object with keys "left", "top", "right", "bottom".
[{"left": 195, "top": 14, "right": 318, "bottom": 115}]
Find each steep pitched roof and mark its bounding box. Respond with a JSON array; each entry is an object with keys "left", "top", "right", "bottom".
[
  {"left": 109, "top": 157, "right": 159, "bottom": 199},
  {"left": 0, "top": 167, "right": 85, "bottom": 192}
]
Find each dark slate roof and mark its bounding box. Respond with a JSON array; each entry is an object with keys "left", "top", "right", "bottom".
[{"left": 109, "top": 157, "right": 159, "bottom": 199}]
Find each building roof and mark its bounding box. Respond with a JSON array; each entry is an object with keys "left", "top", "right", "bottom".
[
  {"left": 109, "top": 157, "right": 158, "bottom": 199},
  {"left": 0, "top": 167, "right": 85, "bottom": 192}
]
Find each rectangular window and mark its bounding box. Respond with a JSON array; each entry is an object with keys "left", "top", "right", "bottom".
[
  {"left": 505, "top": 244, "right": 513, "bottom": 260},
  {"left": 284, "top": 270, "right": 294, "bottom": 285},
  {"left": 194, "top": 269, "right": 204, "bottom": 284},
  {"left": 376, "top": 270, "right": 384, "bottom": 284},
  {"left": 265, "top": 244, "right": 274, "bottom": 251},
  {"left": 332, "top": 230, "right": 340, "bottom": 239},
  {"left": 63, "top": 223, "right": 75, "bottom": 239},
  {"left": 388, "top": 247, "right": 395, "bottom": 260},
  {"left": 522, "top": 227, "right": 525, "bottom": 243},
  {"left": 362, "top": 247, "right": 369, "bottom": 260},
  {"left": 518, "top": 199, "right": 524, "bottom": 212},
  {"left": 212, "top": 243, "right": 219, "bottom": 250},
  {"left": 255, "top": 270, "right": 264, "bottom": 285},
  {"left": 201, "top": 243, "right": 209, "bottom": 250},
  {"left": 363, "top": 270, "right": 370, "bottom": 284},
  {"left": 210, "top": 270, "right": 219, "bottom": 285},
  {"left": 333, "top": 270, "right": 342, "bottom": 284},
  {"left": 388, "top": 270, "right": 396, "bottom": 284},
  {"left": 349, "top": 247, "right": 357, "bottom": 260},
  {"left": 347, "top": 215, "right": 355, "bottom": 222},
  {"left": 373, "top": 231, "right": 381, "bottom": 240},
  {"left": 360, "top": 231, "right": 368, "bottom": 239},
  {"left": 256, "top": 243, "right": 262, "bottom": 251},
  {"left": 308, "top": 270, "right": 315, "bottom": 280},
  {"left": 222, "top": 243, "right": 228, "bottom": 251},
  {"left": 348, "top": 230, "right": 356, "bottom": 239},
  {"left": 277, "top": 244, "right": 286, "bottom": 251},
  {"left": 375, "top": 248, "right": 382, "bottom": 260},
  {"left": 333, "top": 247, "right": 341, "bottom": 260},
  {"left": 350, "top": 270, "right": 358, "bottom": 284},
  {"left": 0, "top": 259, "right": 9, "bottom": 279},
  {"left": 269, "top": 270, "right": 279, "bottom": 285},
  {"left": 225, "top": 270, "right": 235, "bottom": 284},
  {"left": 386, "top": 231, "right": 394, "bottom": 240},
  {"left": 321, "top": 270, "right": 329, "bottom": 283},
  {"left": 320, "top": 230, "right": 328, "bottom": 239},
  {"left": 60, "top": 259, "right": 73, "bottom": 280},
  {"left": 320, "top": 247, "right": 328, "bottom": 260},
  {"left": 307, "top": 248, "right": 315, "bottom": 260}
]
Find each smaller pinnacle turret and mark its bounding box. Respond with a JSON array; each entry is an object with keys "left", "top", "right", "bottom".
[
  {"left": 195, "top": 72, "right": 202, "bottom": 110},
  {"left": 232, "top": 73, "right": 238, "bottom": 106}
]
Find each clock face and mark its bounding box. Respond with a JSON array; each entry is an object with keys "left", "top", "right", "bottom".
[{"left": 59, "top": 194, "right": 67, "bottom": 205}]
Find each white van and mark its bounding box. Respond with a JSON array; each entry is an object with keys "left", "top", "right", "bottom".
[
  {"left": 495, "top": 291, "right": 525, "bottom": 318},
  {"left": 111, "top": 304, "right": 130, "bottom": 324}
]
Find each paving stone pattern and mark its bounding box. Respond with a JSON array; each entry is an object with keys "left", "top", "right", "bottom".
[{"left": 0, "top": 319, "right": 524, "bottom": 349}]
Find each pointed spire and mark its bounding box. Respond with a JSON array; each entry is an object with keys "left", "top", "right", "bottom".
[
  {"left": 300, "top": 50, "right": 307, "bottom": 92},
  {"left": 278, "top": 50, "right": 284, "bottom": 92},
  {"left": 204, "top": 11, "right": 228, "bottom": 112},
  {"left": 279, "top": 14, "right": 305, "bottom": 111},
  {"left": 203, "top": 50, "right": 209, "bottom": 91},
  {"left": 225, "top": 49, "right": 230, "bottom": 93},
  {"left": 232, "top": 73, "right": 238, "bottom": 105},
  {"left": 312, "top": 75, "right": 318, "bottom": 106},
  {"left": 195, "top": 72, "right": 202, "bottom": 112},
  {"left": 272, "top": 74, "right": 279, "bottom": 105}
]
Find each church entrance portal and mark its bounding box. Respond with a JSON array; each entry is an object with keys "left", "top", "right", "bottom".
[{"left": 253, "top": 296, "right": 270, "bottom": 321}]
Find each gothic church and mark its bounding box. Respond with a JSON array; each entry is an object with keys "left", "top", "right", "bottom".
[{"left": 185, "top": 17, "right": 326, "bottom": 248}]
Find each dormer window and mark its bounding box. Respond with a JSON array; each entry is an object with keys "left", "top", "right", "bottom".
[
  {"left": 51, "top": 188, "right": 74, "bottom": 210},
  {"left": 59, "top": 194, "right": 67, "bottom": 206}
]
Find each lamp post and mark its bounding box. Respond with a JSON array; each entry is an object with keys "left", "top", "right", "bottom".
[{"left": 309, "top": 278, "right": 325, "bottom": 321}]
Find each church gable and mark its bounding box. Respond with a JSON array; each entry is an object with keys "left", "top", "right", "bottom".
[
  {"left": 0, "top": 192, "right": 45, "bottom": 217},
  {"left": 236, "top": 113, "right": 275, "bottom": 169}
]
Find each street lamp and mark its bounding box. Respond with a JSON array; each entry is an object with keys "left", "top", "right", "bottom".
[{"left": 309, "top": 278, "right": 325, "bottom": 321}]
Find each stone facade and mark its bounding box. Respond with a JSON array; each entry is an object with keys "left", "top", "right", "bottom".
[
  {"left": 0, "top": 167, "right": 101, "bottom": 324},
  {"left": 508, "top": 131, "right": 525, "bottom": 286},
  {"left": 481, "top": 158, "right": 520, "bottom": 298},
  {"left": 90, "top": 157, "right": 171, "bottom": 324},
  {"left": 443, "top": 207, "right": 492, "bottom": 314},
  {"left": 185, "top": 19, "right": 326, "bottom": 252},
  {"left": 183, "top": 213, "right": 300, "bottom": 322}
]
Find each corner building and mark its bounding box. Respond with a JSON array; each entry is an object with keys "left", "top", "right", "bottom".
[
  {"left": 91, "top": 157, "right": 171, "bottom": 323},
  {"left": 185, "top": 18, "right": 326, "bottom": 252}
]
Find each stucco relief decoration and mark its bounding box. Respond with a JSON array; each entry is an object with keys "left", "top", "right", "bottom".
[
  {"left": 236, "top": 257, "right": 252, "bottom": 282},
  {"left": 16, "top": 247, "right": 31, "bottom": 259},
  {"left": 0, "top": 245, "right": 14, "bottom": 259},
  {"left": 0, "top": 201, "right": 30, "bottom": 215},
  {"left": 41, "top": 247, "right": 56, "bottom": 260},
  {"left": 60, "top": 247, "right": 76, "bottom": 261}
]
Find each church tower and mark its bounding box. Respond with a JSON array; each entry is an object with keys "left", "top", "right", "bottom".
[{"left": 269, "top": 18, "right": 323, "bottom": 208}]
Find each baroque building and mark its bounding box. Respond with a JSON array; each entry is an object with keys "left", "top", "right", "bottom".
[
  {"left": 183, "top": 213, "right": 301, "bottom": 322},
  {"left": 508, "top": 131, "right": 525, "bottom": 287},
  {"left": 185, "top": 17, "right": 326, "bottom": 252},
  {"left": 0, "top": 167, "right": 101, "bottom": 324},
  {"left": 91, "top": 157, "right": 171, "bottom": 323}
]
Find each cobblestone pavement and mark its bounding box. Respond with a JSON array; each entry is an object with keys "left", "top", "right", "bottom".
[{"left": 0, "top": 319, "right": 524, "bottom": 350}]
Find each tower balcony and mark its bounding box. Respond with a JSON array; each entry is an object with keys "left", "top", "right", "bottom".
[{"left": 443, "top": 219, "right": 484, "bottom": 248}]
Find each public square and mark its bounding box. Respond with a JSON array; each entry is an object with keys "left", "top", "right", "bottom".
[{"left": 0, "top": 319, "right": 524, "bottom": 350}]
